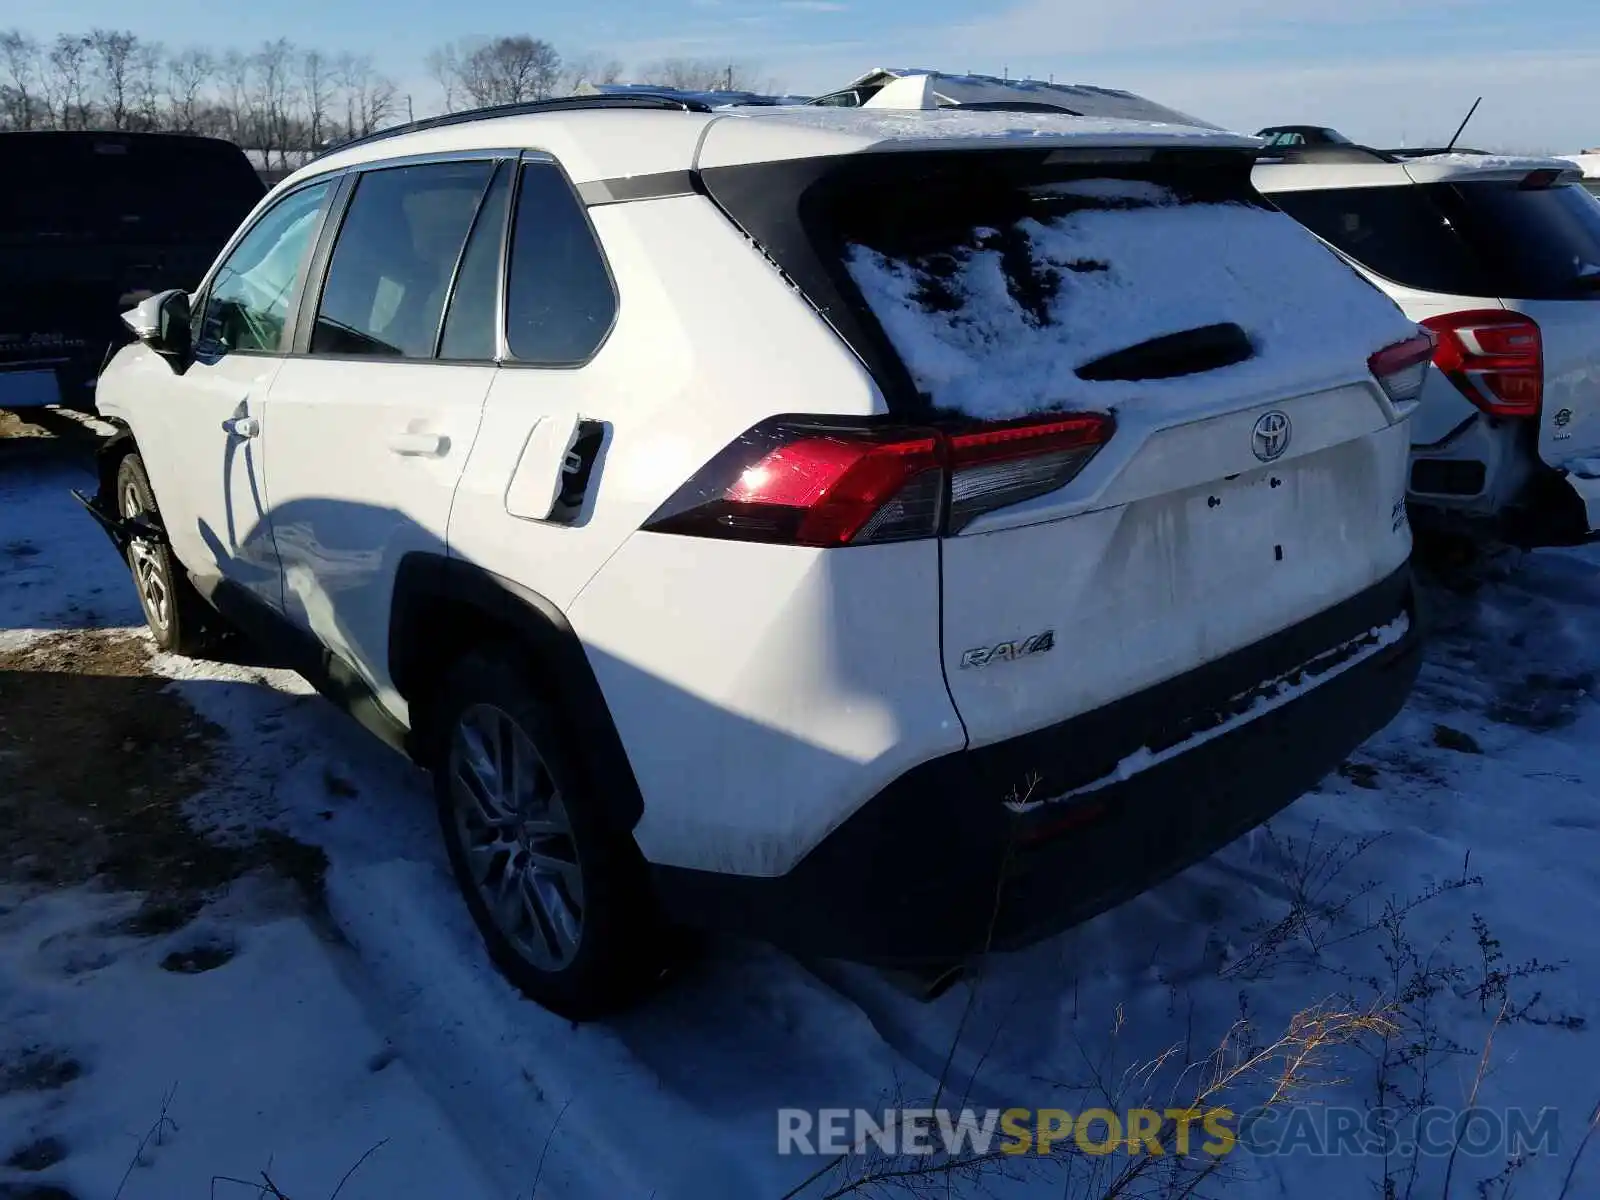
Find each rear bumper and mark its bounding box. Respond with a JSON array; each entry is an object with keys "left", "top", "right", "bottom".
[
  {"left": 652, "top": 565, "right": 1423, "bottom": 964},
  {"left": 1412, "top": 461, "right": 1600, "bottom": 549}
]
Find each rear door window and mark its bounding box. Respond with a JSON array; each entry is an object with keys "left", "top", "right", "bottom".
[
  {"left": 1424, "top": 181, "right": 1600, "bottom": 300},
  {"left": 1269, "top": 186, "right": 1490, "bottom": 296},
  {"left": 312, "top": 160, "right": 496, "bottom": 359}
]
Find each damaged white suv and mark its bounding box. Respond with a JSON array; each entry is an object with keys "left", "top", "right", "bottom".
[{"left": 81, "top": 96, "right": 1427, "bottom": 1016}]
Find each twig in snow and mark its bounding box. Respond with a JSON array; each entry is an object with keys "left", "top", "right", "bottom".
[
  {"left": 1556, "top": 1098, "right": 1600, "bottom": 1200},
  {"left": 530, "top": 1101, "right": 571, "bottom": 1198},
  {"left": 328, "top": 1138, "right": 389, "bottom": 1199},
  {"left": 114, "top": 1080, "right": 180, "bottom": 1200},
  {"left": 1441, "top": 1002, "right": 1505, "bottom": 1200},
  {"left": 209, "top": 1171, "right": 290, "bottom": 1198}
]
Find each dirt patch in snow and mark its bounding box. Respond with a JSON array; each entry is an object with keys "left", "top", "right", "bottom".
[
  {"left": 0, "top": 631, "right": 326, "bottom": 927},
  {"left": 0, "top": 411, "right": 50, "bottom": 440}
]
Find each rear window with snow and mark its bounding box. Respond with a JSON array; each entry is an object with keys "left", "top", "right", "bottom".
[{"left": 833, "top": 162, "right": 1418, "bottom": 419}]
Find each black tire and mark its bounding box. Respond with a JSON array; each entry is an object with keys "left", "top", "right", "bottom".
[
  {"left": 114, "top": 452, "right": 213, "bottom": 656},
  {"left": 431, "top": 649, "right": 664, "bottom": 1019}
]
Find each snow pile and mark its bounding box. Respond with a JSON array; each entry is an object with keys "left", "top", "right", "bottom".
[
  {"left": 1403, "top": 152, "right": 1579, "bottom": 173},
  {"left": 845, "top": 193, "right": 1420, "bottom": 419},
  {"left": 734, "top": 105, "right": 1253, "bottom": 149}
]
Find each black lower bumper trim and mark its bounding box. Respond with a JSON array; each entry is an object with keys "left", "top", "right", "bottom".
[
  {"left": 1412, "top": 464, "right": 1599, "bottom": 550},
  {"left": 652, "top": 565, "right": 1423, "bottom": 965}
]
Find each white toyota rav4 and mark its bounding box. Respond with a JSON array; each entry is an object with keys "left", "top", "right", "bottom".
[
  {"left": 82, "top": 96, "right": 1428, "bottom": 1016},
  {"left": 1256, "top": 147, "right": 1600, "bottom": 549}
]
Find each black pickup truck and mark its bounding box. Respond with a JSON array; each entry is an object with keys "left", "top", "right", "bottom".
[{"left": 1, "top": 131, "right": 264, "bottom": 412}]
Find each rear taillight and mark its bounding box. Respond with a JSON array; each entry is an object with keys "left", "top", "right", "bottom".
[
  {"left": 643, "top": 413, "right": 1114, "bottom": 547},
  {"left": 1367, "top": 331, "right": 1436, "bottom": 405},
  {"left": 1421, "top": 310, "right": 1544, "bottom": 418},
  {"left": 944, "top": 415, "right": 1110, "bottom": 534}
]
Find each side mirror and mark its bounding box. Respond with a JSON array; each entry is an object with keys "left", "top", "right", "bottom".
[{"left": 121, "top": 289, "right": 192, "bottom": 364}]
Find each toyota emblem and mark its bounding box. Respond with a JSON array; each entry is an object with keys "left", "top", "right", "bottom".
[{"left": 1252, "top": 411, "right": 1292, "bottom": 462}]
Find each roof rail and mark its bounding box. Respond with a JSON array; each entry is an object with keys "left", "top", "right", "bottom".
[{"left": 311, "top": 93, "right": 716, "bottom": 163}]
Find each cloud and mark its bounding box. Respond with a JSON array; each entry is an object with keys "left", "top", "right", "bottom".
[
  {"left": 946, "top": 0, "right": 1492, "bottom": 55},
  {"left": 1114, "top": 48, "right": 1600, "bottom": 151}
]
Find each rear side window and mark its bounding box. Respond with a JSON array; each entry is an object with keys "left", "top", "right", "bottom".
[
  {"left": 1270, "top": 186, "right": 1490, "bottom": 296},
  {"left": 1425, "top": 182, "right": 1600, "bottom": 300},
  {"left": 504, "top": 163, "right": 616, "bottom": 365},
  {"left": 312, "top": 160, "right": 495, "bottom": 359}
]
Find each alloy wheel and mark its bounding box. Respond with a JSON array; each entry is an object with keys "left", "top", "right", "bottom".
[
  {"left": 448, "top": 703, "right": 585, "bottom": 972},
  {"left": 121, "top": 481, "right": 170, "bottom": 633}
]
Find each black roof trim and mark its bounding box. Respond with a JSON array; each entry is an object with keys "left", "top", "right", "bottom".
[
  {"left": 1382, "top": 146, "right": 1489, "bottom": 159},
  {"left": 311, "top": 93, "right": 716, "bottom": 163},
  {"left": 958, "top": 100, "right": 1083, "bottom": 115}
]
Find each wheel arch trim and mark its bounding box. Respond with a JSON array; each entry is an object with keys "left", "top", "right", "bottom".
[{"left": 390, "top": 552, "right": 646, "bottom": 833}]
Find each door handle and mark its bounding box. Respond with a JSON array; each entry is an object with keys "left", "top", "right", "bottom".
[
  {"left": 389, "top": 432, "right": 450, "bottom": 458},
  {"left": 222, "top": 416, "right": 259, "bottom": 438}
]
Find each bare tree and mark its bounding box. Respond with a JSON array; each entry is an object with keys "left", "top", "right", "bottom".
[
  {"left": 455, "top": 35, "right": 562, "bottom": 106},
  {"left": 47, "top": 33, "right": 92, "bottom": 128},
  {"left": 253, "top": 38, "right": 295, "bottom": 165},
  {"left": 0, "top": 29, "right": 41, "bottom": 129},
  {"left": 218, "top": 47, "right": 255, "bottom": 145},
  {"left": 635, "top": 56, "right": 755, "bottom": 92},
  {"left": 165, "top": 47, "right": 213, "bottom": 132},
  {"left": 425, "top": 43, "right": 461, "bottom": 113},
  {"left": 300, "top": 48, "right": 333, "bottom": 147},
  {"left": 336, "top": 52, "right": 396, "bottom": 138},
  {"left": 88, "top": 28, "right": 138, "bottom": 128},
  {"left": 561, "top": 52, "right": 624, "bottom": 94},
  {"left": 131, "top": 41, "right": 163, "bottom": 129}
]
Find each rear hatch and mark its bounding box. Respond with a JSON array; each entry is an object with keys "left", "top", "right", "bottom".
[
  {"left": 0, "top": 132, "right": 264, "bottom": 404},
  {"left": 699, "top": 135, "right": 1422, "bottom": 749}
]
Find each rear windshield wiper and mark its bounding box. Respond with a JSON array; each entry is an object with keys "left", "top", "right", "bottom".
[{"left": 1075, "top": 322, "right": 1255, "bottom": 382}]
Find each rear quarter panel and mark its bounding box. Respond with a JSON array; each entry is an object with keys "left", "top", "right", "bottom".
[{"left": 1506, "top": 299, "right": 1600, "bottom": 466}]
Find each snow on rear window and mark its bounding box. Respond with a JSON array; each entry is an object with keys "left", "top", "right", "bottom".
[{"left": 843, "top": 191, "right": 1420, "bottom": 420}]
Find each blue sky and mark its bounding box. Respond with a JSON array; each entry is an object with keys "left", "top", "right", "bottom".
[{"left": 15, "top": 0, "right": 1600, "bottom": 150}]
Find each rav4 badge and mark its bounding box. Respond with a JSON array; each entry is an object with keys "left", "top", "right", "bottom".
[{"left": 960, "top": 631, "right": 1056, "bottom": 670}]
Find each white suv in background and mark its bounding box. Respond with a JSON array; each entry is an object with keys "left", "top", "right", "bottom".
[
  {"left": 1256, "top": 147, "right": 1600, "bottom": 549},
  {"left": 82, "top": 95, "right": 1427, "bottom": 1017}
]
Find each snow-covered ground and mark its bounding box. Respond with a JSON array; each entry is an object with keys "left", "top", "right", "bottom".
[{"left": 2, "top": 434, "right": 1598, "bottom": 1199}]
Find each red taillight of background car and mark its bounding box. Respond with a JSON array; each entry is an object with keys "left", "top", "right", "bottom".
[
  {"left": 1421, "top": 310, "right": 1543, "bottom": 418},
  {"left": 644, "top": 412, "right": 1114, "bottom": 547}
]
